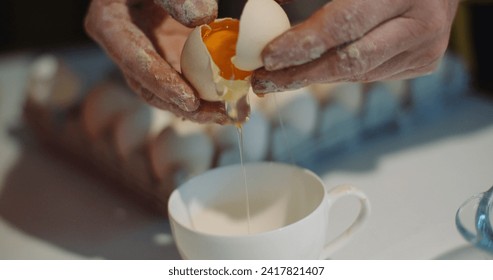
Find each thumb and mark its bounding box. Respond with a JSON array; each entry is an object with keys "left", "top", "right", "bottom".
[{"left": 154, "top": 0, "right": 218, "bottom": 27}]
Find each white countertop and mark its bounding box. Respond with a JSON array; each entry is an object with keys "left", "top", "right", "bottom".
[{"left": 1, "top": 50, "right": 493, "bottom": 260}]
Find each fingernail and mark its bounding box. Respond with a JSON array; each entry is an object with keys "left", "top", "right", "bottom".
[
  {"left": 251, "top": 77, "right": 281, "bottom": 94},
  {"left": 184, "top": 2, "right": 217, "bottom": 26},
  {"left": 167, "top": 88, "right": 199, "bottom": 112},
  {"left": 157, "top": 0, "right": 218, "bottom": 27},
  {"left": 179, "top": 94, "right": 200, "bottom": 112}
]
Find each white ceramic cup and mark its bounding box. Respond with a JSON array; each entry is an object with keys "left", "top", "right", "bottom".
[{"left": 168, "top": 162, "right": 370, "bottom": 259}]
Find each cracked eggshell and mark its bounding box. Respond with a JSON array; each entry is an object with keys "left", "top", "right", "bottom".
[
  {"left": 180, "top": 18, "right": 251, "bottom": 104},
  {"left": 180, "top": 22, "right": 223, "bottom": 102},
  {"left": 232, "top": 0, "right": 291, "bottom": 71},
  {"left": 180, "top": 0, "right": 290, "bottom": 102}
]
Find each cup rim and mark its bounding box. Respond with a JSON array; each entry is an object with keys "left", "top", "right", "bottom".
[{"left": 168, "top": 161, "right": 327, "bottom": 239}]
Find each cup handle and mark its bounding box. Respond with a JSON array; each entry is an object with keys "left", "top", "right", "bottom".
[{"left": 319, "top": 184, "right": 370, "bottom": 259}]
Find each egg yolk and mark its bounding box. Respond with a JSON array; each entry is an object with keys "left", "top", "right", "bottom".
[{"left": 201, "top": 19, "right": 252, "bottom": 80}]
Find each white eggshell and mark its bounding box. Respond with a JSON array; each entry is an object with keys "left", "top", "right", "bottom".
[
  {"left": 27, "top": 55, "right": 81, "bottom": 109},
  {"left": 149, "top": 127, "right": 214, "bottom": 182},
  {"left": 113, "top": 104, "right": 174, "bottom": 158},
  {"left": 31, "top": 55, "right": 58, "bottom": 81},
  {"left": 233, "top": 0, "right": 291, "bottom": 71},
  {"left": 181, "top": 19, "right": 251, "bottom": 103},
  {"left": 180, "top": 25, "right": 220, "bottom": 102},
  {"left": 81, "top": 81, "right": 138, "bottom": 140},
  {"left": 180, "top": 0, "right": 290, "bottom": 103},
  {"left": 149, "top": 108, "right": 176, "bottom": 136}
]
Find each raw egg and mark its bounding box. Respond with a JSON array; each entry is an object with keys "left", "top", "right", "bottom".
[{"left": 180, "top": 0, "right": 290, "bottom": 120}]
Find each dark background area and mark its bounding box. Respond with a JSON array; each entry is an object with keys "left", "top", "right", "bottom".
[
  {"left": 0, "top": 0, "right": 491, "bottom": 93},
  {"left": 0, "top": 0, "right": 326, "bottom": 53},
  {"left": 0, "top": 1, "right": 92, "bottom": 53},
  {"left": 469, "top": 4, "right": 493, "bottom": 93}
]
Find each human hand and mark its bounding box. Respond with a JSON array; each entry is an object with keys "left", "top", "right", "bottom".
[
  {"left": 252, "top": 0, "right": 460, "bottom": 93},
  {"left": 85, "top": 0, "right": 237, "bottom": 124}
]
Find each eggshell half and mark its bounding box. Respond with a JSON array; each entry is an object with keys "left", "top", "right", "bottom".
[
  {"left": 181, "top": 24, "right": 221, "bottom": 102},
  {"left": 233, "top": 0, "right": 291, "bottom": 71},
  {"left": 181, "top": 19, "right": 250, "bottom": 103}
]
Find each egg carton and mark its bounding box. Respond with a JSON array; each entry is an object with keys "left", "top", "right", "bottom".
[
  {"left": 22, "top": 52, "right": 471, "bottom": 216},
  {"left": 270, "top": 52, "right": 471, "bottom": 167}
]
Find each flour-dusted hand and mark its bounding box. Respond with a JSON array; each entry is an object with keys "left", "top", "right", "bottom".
[
  {"left": 153, "top": 0, "right": 217, "bottom": 28},
  {"left": 85, "top": 0, "right": 233, "bottom": 124},
  {"left": 252, "top": 0, "right": 460, "bottom": 93}
]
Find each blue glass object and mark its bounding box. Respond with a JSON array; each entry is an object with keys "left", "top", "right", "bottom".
[{"left": 456, "top": 185, "right": 493, "bottom": 252}]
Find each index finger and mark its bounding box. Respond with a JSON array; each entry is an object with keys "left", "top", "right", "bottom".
[
  {"left": 262, "top": 0, "right": 410, "bottom": 71},
  {"left": 85, "top": 0, "right": 200, "bottom": 112}
]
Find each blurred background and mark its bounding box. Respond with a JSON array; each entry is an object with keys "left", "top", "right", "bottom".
[{"left": 0, "top": 1, "right": 90, "bottom": 52}]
